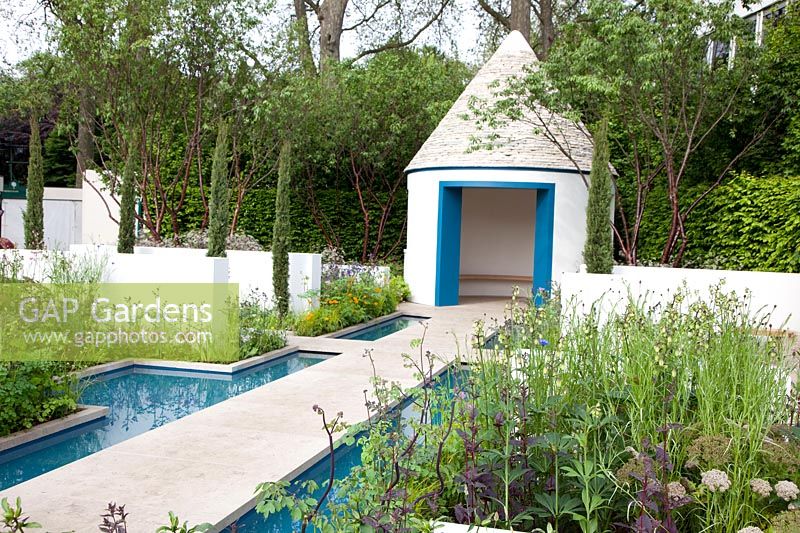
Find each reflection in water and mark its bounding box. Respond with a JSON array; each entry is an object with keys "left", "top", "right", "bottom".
[
  {"left": 0, "top": 355, "right": 325, "bottom": 490},
  {"left": 339, "top": 315, "right": 428, "bottom": 341}
]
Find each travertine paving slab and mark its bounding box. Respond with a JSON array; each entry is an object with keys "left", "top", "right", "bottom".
[{"left": 0, "top": 298, "right": 508, "bottom": 532}]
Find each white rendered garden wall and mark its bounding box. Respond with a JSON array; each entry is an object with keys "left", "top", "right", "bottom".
[
  {"left": 1, "top": 188, "right": 82, "bottom": 250},
  {"left": 1, "top": 247, "right": 321, "bottom": 313},
  {"left": 0, "top": 171, "right": 119, "bottom": 250},
  {"left": 560, "top": 266, "right": 800, "bottom": 332},
  {"left": 404, "top": 168, "right": 589, "bottom": 305}
]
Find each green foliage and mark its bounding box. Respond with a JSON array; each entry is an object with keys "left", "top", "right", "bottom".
[
  {"left": 239, "top": 297, "right": 288, "bottom": 359},
  {"left": 506, "top": 0, "right": 775, "bottom": 264},
  {"left": 761, "top": 9, "right": 800, "bottom": 174},
  {"left": 116, "top": 144, "right": 138, "bottom": 254},
  {"left": 155, "top": 511, "right": 211, "bottom": 533},
  {"left": 1, "top": 497, "right": 40, "bottom": 532},
  {"left": 261, "top": 287, "right": 795, "bottom": 532},
  {"left": 269, "top": 48, "right": 469, "bottom": 261},
  {"left": 583, "top": 118, "right": 613, "bottom": 273},
  {"left": 294, "top": 275, "right": 408, "bottom": 336},
  {"left": 42, "top": 128, "right": 75, "bottom": 187},
  {"left": 172, "top": 187, "right": 408, "bottom": 263},
  {"left": 0, "top": 362, "right": 79, "bottom": 437},
  {"left": 687, "top": 174, "right": 800, "bottom": 272},
  {"left": 207, "top": 121, "right": 230, "bottom": 258},
  {"left": 635, "top": 174, "right": 800, "bottom": 272},
  {"left": 272, "top": 140, "right": 291, "bottom": 316},
  {"left": 23, "top": 117, "right": 44, "bottom": 250}
]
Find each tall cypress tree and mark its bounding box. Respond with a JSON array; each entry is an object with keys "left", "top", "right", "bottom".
[
  {"left": 24, "top": 116, "right": 44, "bottom": 250},
  {"left": 272, "top": 140, "right": 292, "bottom": 316},
  {"left": 583, "top": 118, "right": 614, "bottom": 273},
  {"left": 207, "top": 120, "right": 230, "bottom": 258},
  {"left": 117, "top": 141, "right": 138, "bottom": 253}
]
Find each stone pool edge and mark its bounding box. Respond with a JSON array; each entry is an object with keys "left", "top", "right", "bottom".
[
  {"left": 74, "top": 344, "right": 310, "bottom": 379},
  {"left": 0, "top": 405, "right": 110, "bottom": 453}
]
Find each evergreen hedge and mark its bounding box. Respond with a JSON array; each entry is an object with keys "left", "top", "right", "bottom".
[
  {"left": 634, "top": 173, "right": 800, "bottom": 272},
  {"left": 172, "top": 187, "right": 408, "bottom": 263}
]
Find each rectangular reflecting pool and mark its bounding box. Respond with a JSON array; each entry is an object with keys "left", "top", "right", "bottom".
[
  {"left": 335, "top": 315, "right": 429, "bottom": 341},
  {"left": 0, "top": 351, "right": 334, "bottom": 490}
]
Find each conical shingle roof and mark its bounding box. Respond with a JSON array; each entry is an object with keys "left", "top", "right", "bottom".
[{"left": 406, "top": 31, "right": 593, "bottom": 173}]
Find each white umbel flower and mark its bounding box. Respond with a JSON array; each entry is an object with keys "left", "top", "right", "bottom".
[
  {"left": 749, "top": 478, "right": 772, "bottom": 498},
  {"left": 701, "top": 469, "right": 731, "bottom": 493},
  {"left": 775, "top": 480, "right": 800, "bottom": 502}
]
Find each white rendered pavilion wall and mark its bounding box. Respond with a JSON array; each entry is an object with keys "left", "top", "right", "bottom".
[
  {"left": 404, "top": 168, "right": 589, "bottom": 305},
  {"left": 459, "top": 187, "right": 537, "bottom": 297}
]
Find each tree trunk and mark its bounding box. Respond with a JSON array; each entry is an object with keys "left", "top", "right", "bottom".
[
  {"left": 536, "top": 0, "right": 555, "bottom": 60},
  {"left": 75, "top": 88, "right": 95, "bottom": 188},
  {"left": 318, "top": 0, "right": 348, "bottom": 69},
  {"left": 660, "top": 158, "right": 681, "bottom": 265},
  {"left": 294, "top": 0, "right": 316, "bottom": 74},
  {"left": 510, "top": 0, "right": 531, "bottom": 43}
]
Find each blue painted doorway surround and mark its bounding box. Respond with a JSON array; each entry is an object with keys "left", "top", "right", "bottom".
[{"left": 434, "top": 181, "right": 555, "bottom": 306}]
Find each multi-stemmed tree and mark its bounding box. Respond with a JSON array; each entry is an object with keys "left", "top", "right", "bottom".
[{"left": 494, "top": 0, "right": 782, "bottom": 265}]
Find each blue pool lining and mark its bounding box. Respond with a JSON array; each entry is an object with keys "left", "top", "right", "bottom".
[{"left": 327, "top": 312, "right": 432, "bottom": 340}]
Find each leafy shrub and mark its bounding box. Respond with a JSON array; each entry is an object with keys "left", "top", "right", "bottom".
[
  {"left": 0, "top": 362, "right": 79, "bottom": 437},
  {"left": 688, "top": 173, "right": 800, "bottom": 272},
  {"left": 294, "top": 275, "right": 408, "bottom": 336},
  {"left": 2, "top": 497, "right": 40, "bottom": 531}
]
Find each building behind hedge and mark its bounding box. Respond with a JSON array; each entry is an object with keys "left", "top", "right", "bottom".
[{"left": 403, "top": 31, "right": 594, "bottom": 306}]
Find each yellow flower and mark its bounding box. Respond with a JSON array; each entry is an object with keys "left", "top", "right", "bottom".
[
  {"left": 353, "top": 297, "right": 359, "bottom": 304},
  {"left": 375, "top": 287, "right": 382, "bottom": 293}
]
